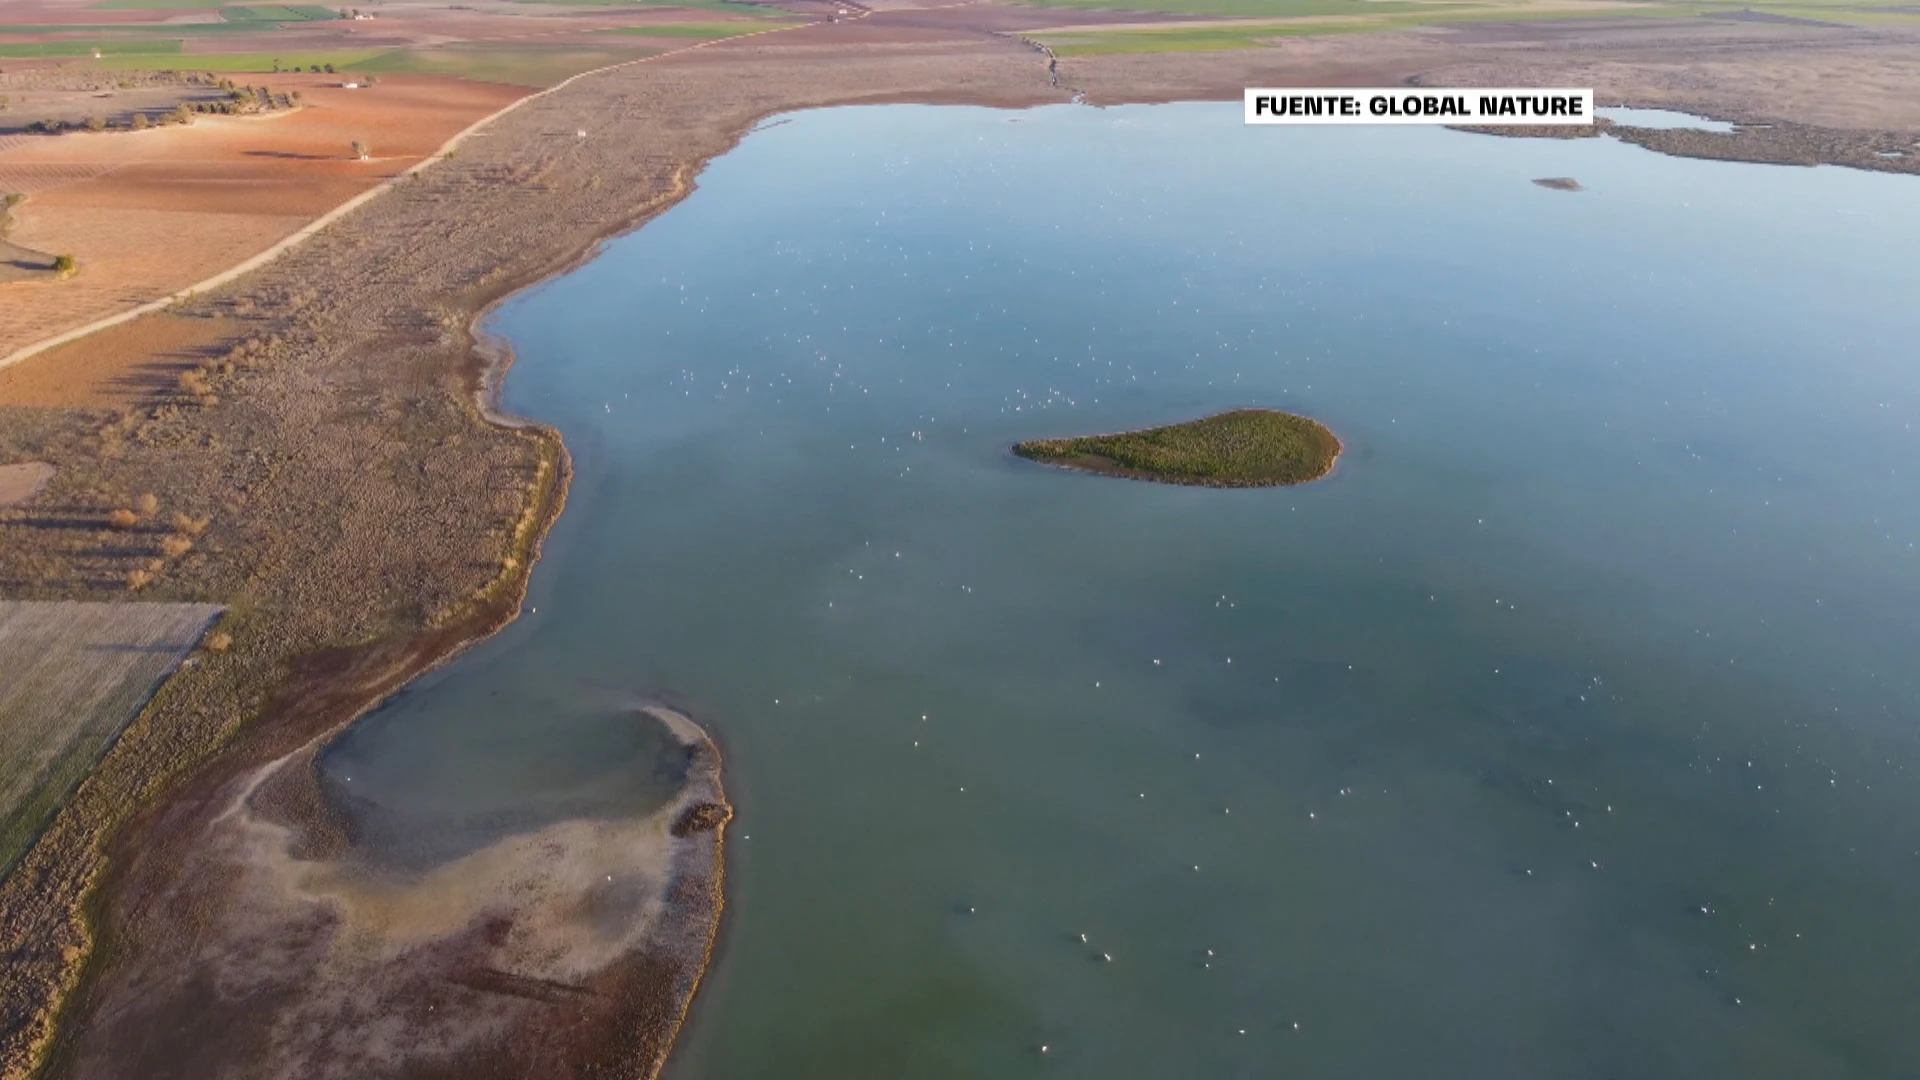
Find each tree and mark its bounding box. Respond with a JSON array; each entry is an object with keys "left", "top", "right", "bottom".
[
  {"left": 323, "top": 63, "right": 336, "bottom": 74},
  {"left": 133, "top": 112, "right": 149, "bottom": 130},
  {"left": 86, "top": 114, "right": 105, "bottom": 132}
]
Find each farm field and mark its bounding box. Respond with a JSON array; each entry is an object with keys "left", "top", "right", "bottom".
[
  {"left": 1033, "top": 6, "right": 1694, "bottom": 52},
  {"left": 0, "top": 72, "right": 529, "bottom": 364},
  {"left": 0, "top": 0, "right": 798, "bottom": 368},
  {"left": 0, "top": 600, "right": 222, "bottom": 872},
  {"left": 0, "top": 0, "right": 794, "bottom": 367},
  {"left": 599, "top": 19, "right": 797, "bottom": 37},
  {"left": 1016, "top": 0, "right": 1920, "bottom": 27}
]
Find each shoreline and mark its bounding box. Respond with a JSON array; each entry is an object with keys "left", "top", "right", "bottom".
[
  {"left": 2, "top": 14, "right": 1918, "bottom": 1077},
  {"left": 0, "top": 32, "right": 1066, "bottom": 1080}
]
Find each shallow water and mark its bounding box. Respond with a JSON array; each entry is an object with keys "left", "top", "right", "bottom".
[
  {"left": 1597, "top": 106, "right": 1737, "bottom": 132},
  {"left": 330, "top": 103, "right": 1920, "bottom": 1078}
]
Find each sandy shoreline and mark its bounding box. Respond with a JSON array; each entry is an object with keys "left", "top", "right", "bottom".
[{"left": 1, "top": 10, "right": 1918, "bottom": 1078}]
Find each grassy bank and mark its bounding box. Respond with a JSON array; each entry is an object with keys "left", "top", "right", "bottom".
[{"left": 1014, "top": 409, "right": 1341, "bottom": 487}]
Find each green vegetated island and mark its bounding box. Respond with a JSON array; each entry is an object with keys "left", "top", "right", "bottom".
[{"left": 1013, "top": 408, "right": 1341, "bottom": 487}]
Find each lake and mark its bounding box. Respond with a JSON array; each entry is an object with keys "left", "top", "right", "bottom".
[{"left": 324, "top": 103, "right": 1920, "bottom": 1078}]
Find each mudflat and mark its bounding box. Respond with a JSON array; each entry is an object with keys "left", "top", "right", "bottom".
[{"left": 0, "top": 7, "right": 1917, "bottom": 1079}]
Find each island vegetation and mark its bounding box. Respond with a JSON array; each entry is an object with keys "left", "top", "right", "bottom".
[{"left": 1013, "top": 408, "right": 1341, "bottom": 487}]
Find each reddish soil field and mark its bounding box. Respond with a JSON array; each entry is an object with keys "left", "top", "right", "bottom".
[
  {"left": 0, "top": 314, "right": 234, "bottom": 408},
  {"left": 0, "top": 73, "right": 527, "bottom": 365}
]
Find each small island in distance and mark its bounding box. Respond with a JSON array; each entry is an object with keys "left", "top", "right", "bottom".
[{"left": 1013, "top": 409, "right": 1342, "bottom": 488}]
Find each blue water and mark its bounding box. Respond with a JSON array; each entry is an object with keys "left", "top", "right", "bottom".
[
  {"left": 1597, "top": 106, "right": 1736, "bottom": 132},
  {"left": 334, "top": 102, "right": 1920, "bottom": 1078}
]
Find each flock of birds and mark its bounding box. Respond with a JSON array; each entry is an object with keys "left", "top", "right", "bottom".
[{"left": 486, "top": 126, "right": 1920, "bottom": 1067}]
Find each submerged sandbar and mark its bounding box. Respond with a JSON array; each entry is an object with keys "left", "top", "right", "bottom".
[{"left": 1013, "top": 408, "right": 1341, "bottom": 488}]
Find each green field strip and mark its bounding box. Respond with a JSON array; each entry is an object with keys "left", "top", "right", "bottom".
[
  {"left": 85, "top": 46, "right": 385, "bottom": 69},
  {"left": 0, "top": 38, "right": 185, "bottom": 56}
]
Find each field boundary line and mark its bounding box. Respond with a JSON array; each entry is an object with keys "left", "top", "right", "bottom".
[{"left": 0, "top": 15, "right": 824, "bottom": 374}]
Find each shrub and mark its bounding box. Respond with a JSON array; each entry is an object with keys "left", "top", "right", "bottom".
[
  {"left": 171, "top": 512, "right": 210, "bottom": 536},
  {"left": 132, "top": 112, "right": 149, "bottom": 130},
  {"left": 52, "top": 254, "right": 75, "bottom": 275},
  {"left": 205, "top": 631, "right": 233, "bottom": 652},
  {"left": 126, "top": 568, "right": 153, "bottom": 591},
  {"left": 351, "top": 139, "right": 369, "bottom": 160},
  {"left": 159, "top": 534, "right": 194, "bottom": 558},
  {"left": 107, "top": 508, "right": 138, "bottom": 529}
]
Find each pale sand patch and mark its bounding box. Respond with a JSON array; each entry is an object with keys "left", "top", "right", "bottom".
[{"left": 0, "top": 463, "right": 54, "bottom": 509}]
